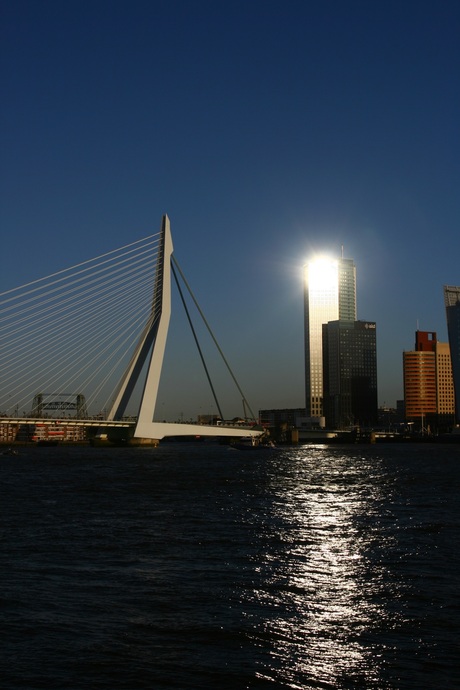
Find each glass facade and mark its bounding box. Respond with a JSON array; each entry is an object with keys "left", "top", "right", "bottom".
[
  {"left": 322, "top": 320, "right": 378, "bottom": 429},
  {"left": 444, "top": 286, "right": 460, "bottom": 423},
  {"left": 304, "top": 257, "right": 356, "bottom": 418}
]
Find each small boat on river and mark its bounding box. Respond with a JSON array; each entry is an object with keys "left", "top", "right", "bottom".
[
  {"left": 1, "top": 447, "right": 20, "bottom": 456},
  {"left": 231, "top": 436, "right": 277, "bottom": 451}
]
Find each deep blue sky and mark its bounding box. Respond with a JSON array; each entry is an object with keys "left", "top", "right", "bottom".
[{"left": 1, "top": 0, "right": 459, "bottom": 418}]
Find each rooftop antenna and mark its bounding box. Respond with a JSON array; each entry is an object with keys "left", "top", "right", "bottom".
[{"left": 341, "top": 244, "right": 344, "bottom": 259}]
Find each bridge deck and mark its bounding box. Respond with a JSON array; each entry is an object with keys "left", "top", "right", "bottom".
[
  {"left": 0, "top": 417, "right": 263, "bottom": 439},
  {"left": 0, "top": 417, "right": 134, "bottom": 428}
]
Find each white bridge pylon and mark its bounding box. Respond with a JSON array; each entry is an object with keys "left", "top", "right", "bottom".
[{"left": 107, "top": 215, "right": 263, "bottom": 441}]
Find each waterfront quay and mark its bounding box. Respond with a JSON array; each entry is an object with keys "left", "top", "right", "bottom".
[
  {"left": 0, "top": 417, "right": 135, "bottom": 445},
  {"left": 2, "top": 416, "right": 460, "bottom": 447}
]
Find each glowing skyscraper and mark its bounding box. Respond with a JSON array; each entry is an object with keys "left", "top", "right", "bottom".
[{"left": 303, "top": 256, "right": 356, "bottom": 420}]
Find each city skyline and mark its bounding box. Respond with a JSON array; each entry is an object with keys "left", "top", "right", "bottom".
[
  {"left": 1, "top": 237, "right": 456, "bottom": 424},
  {"left": 1, "top": 1, "right": 459, "bottom": 419}
]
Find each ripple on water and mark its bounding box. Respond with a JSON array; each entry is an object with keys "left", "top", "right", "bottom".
[{"left": 1, "top": 443, "right": 459, "bottom": 689}]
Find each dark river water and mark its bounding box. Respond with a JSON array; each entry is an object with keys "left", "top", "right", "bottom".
[{"left": 1, "top": 442, "right": 459, "bottom": 689}]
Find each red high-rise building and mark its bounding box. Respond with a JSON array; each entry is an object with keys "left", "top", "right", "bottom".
[{"left": 403, "top": 330, "right": 455, "bottom": 431}]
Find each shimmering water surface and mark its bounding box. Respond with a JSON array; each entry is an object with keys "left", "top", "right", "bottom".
[{"left": 1, "top": 443, "right": 459, "bottom": 689}]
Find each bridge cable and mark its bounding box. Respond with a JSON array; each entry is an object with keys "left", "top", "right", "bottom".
[
  {"left": 0, "top": 234, "right": 160, "bottom": 415},
  {"left": 171, "top": 262, "right": 224, "bottom": 421},
  {"left": 171, "top": 255, "right": 257, "bottom": 421},
  {"left": 0, "top": 233, "right": 160, "bottom": 301}
]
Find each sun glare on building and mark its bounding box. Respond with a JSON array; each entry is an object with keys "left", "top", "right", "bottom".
[{"left": 305, "top": 257, "right": 339, "bottom": 293}]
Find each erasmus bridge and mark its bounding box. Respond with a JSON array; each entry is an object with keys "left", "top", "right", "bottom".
[{"left": 0, "top": 215, "right": 263, "bottom": 443}]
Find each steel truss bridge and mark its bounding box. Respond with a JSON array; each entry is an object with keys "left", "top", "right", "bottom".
[{"left": 0, "top": 215, "right": 263, "bottom": 442}]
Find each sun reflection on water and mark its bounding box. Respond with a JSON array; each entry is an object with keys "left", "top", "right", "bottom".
[{"left": 246, "top": 446, "right": 401, "bottom": 688}]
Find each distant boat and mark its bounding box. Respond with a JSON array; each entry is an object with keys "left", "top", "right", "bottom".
[
  {"left": 231, "top": 437, "right": 277, "bottom": 451},
  {"left": 1, "top": 447, "right": 19, "bottom": 456}
]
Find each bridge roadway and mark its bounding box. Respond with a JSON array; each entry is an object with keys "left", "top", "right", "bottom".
[
  {"left": 0, "top": 417, "right": 134, "bottom": 428},
  {"left": 0, "top": 417, "right": 263, "bottom": 440}
]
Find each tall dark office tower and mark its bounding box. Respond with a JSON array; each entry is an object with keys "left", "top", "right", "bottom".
[
  {"left": 304, "top": 257, "right": 356, "bottom": 419},
  {"left": 444, "top": 286, "right": 460, "bottom": 423},
  {"left": 322, "top": 320, "right": 378, "bottom": 429}
]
